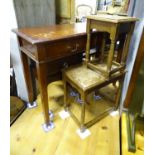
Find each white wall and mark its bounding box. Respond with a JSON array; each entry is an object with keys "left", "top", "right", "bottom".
[{"left": 10, "top": 0, "right": 29, "bottom": 101}]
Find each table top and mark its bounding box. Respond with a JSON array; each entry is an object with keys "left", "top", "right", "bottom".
[
  {"left": 87, "top": 14, "right": 138, "bottom": 23},
  {"left": 12, "top": 23, "right": 87, "bottom": 45}
]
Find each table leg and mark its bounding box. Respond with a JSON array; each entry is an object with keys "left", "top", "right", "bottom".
[
  {"left": 107, "top": 27, "right": 118, "bottom": 75},
  {"left": 36, "top": 62, "right": 55, "bottom": 132},
  {"left": 18, "top": 35, "right": 37, "bottom": 108},
  {"left": 20, "top": 52, "right": 36, "bottom": 107},
  {"left": 107, "top": 39, "right": 116, "bottom": 74},
  {"left": 29, "top": 60, "right": 37, "bottom": 101}
]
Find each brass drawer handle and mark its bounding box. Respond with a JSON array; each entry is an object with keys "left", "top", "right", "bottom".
[{"left": 67, "top": 43, "right": 79, "bottom": 53}]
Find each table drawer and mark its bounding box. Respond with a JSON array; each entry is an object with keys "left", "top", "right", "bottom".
[
  {"left": 21, "top": 39, "right": 37, "bottom": 59},
  {"left": 45, "top": 36, "right": 86, "bottom": 61}
]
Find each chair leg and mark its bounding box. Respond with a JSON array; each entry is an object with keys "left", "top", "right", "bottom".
[
  {"left": 115, "top": 78, "right": 124, "bottom": 110},
  {"left": 94, "top": 90, "right": 102, "bottom": 100},
  {"left": 80, "top": 93, "right": 86, "bottom": 132},
  {"left": 64, "top": 80, "right": 69, "bottom": 111}
]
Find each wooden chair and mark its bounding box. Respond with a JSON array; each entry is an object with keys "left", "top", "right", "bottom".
[
  {"left": 76, "top": 4, "right": 93, "bottom": 22},
  {"left": 63, "top": 14, "right": 138, "bottom": 132}
]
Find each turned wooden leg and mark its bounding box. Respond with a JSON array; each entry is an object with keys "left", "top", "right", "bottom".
[
  {"left": 106, "top": 28, "right": 118, "bottom": 76},
  {"left": 36, "top": 62, "right": 50, "bottom": 125},
  {"left": 116, "top": 34, "right": 126, "bottom": 63},
  {"left": 107, "top": 39, "right": 116, "bottom": 74}
]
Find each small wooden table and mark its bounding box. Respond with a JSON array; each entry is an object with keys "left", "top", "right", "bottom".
[
  {"left": 86, "top": 14, "right": 138, "bottom": 72},
  {"left": 13, "top": 23, "right": 100, "bottom": 130},
  {"left": 62, "top": 15, "right": 138, "bottom": 131}
]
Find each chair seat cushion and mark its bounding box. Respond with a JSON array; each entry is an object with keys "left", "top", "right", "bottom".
[{"left": 64, "top": 64, "right": 106, "bottom": 90}]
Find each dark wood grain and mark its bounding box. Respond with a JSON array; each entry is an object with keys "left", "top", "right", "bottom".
[{"left": 13, "top": 23, "right": 88, "bottom": 44}]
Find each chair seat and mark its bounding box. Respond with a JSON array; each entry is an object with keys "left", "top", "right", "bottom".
[
  {"left": 64, "top": 64, "right": 106, "bottom": 90},
  {"left": 90, "top": 61, "right": 118, "bottom": 72}
]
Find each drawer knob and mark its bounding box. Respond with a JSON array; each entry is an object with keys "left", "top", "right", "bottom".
[
  {"left": 63, "top": 62, "right": 68, "bottom": 69},
  {"left": 67, "top": 43, "right": 79, "bottom": 53}
]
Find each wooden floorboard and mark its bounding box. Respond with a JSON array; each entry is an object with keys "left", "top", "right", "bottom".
[
  {"left": 10, "top": 81, "right": 120, "bottom": 155},
  {"left": 121, "top": 112, "right": 144, "bottom": 155}
]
